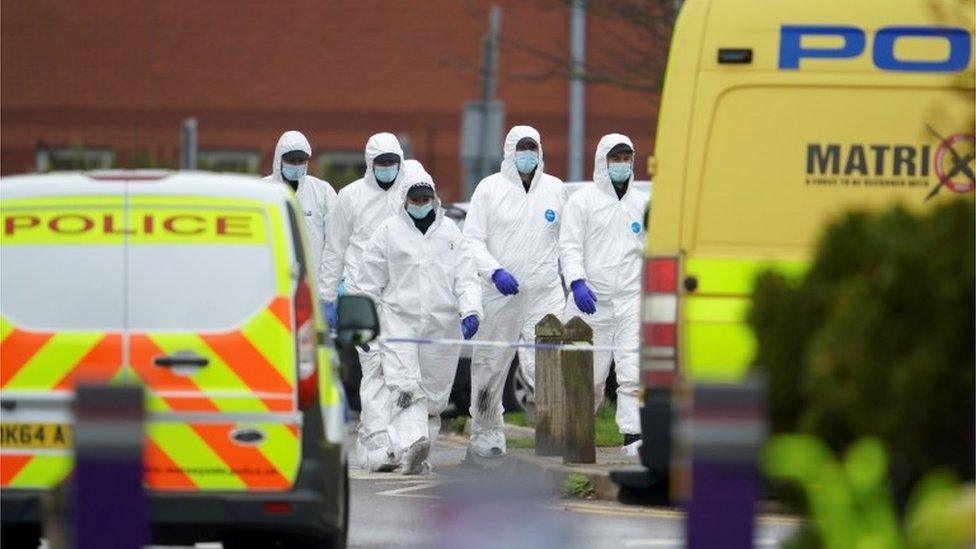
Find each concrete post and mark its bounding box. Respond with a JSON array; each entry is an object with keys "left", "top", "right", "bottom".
[
  {"left": 561, "top": 317, "right": 595, "bottom": 464},
  {"left": 534, "top": 314, "right": 566, "bottom": 456}
]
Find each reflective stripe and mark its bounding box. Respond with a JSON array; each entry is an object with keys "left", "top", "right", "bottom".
[
  {"left": 3, "top": 332, "right": 103, "bottom": 390},
  {"left": 255, "top": 424, "right": 301, "bottom": 478},
  {"left": 128, "top": 334, "right": 219, "bottom": 413},
  {"left": 146, "top": 423, "right": 247, "bottom": 490},
  {"left": 0, "top": 455, "right": 33, "bottom": 485},
  {"left": 191, "top": 424, "right": 290, "bottom": 489},
  {"left": 237, "top": 308, "right": 294, "bottom": 386},
  {"left": 153, "top": 390, "right": 292, "bottom": 401},
  {"left": 684, "top": 322, "right": 756, "bottom": 382},
  {"left": 675, "top": 257, "right": 810, "bottom": 382},
  {"left": 684, "top": 258, "right": 807, "bottom": 295},
  {"left": 54, "top": 334, "right": 123, "bottom": 389},
  {"left": 1, "top": 328, "right": 54, "bottom": 386},
  {"left": 265, "top": 204, "right": 292, "bottom": 296},
  {"left": 0, "top": 317, "right": 14, "bottom": 342},
  {"left": 2, "top": 454, "right": 71, "bottom": 489},
  {"left": 148, "top": 411, "right": 301, "bottom": 424},
  {"left": 145, "top": 438, "right": 195, "bottom": 490},
  {"left": 685, "top": 297, "right": 749, "bottom": 323}
]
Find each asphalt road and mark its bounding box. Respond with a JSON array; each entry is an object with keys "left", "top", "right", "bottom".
[
  {"left": 346, "top": 429, "right": 800, "bottom": 549},
  {"left": 34, "top": 423, "right": 797, "bottom": 548}
]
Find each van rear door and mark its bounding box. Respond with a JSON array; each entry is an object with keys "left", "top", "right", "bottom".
[
  {"left": 668, "top": 0, "right": 974, "bottom": 382},
  {"left": 1, "top": 186, "right": 126, "bottom": 489},
  {"left": 125, "top": 192, "right": 301, "bottom": 492}
]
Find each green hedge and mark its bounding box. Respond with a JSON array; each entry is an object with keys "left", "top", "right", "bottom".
[{"left": 749, "top": 200, "right": 975, "bottom": 490}]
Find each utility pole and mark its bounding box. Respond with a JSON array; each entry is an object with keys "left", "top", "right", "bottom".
[
  {"left": 568, "top": 0, "right": 586, "bottom": 182},
  {"left": 478, "top": 6, "right": 502, "bottom": 183},
  {"left": 460, "top": 6, "right": 504, "bottom": 199},
  {"left": 180, "top": 118, "right": 197, "bottom": 170}
]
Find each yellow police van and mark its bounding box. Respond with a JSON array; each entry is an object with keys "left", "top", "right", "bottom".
[
  {"left": 0, "top": 171, "right": 373, "bottom": 548},
  {"left": 633, "top": 0, "right": 974, "bottom": 485}
]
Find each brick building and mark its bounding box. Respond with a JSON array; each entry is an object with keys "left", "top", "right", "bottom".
[{"left": 1, "top": 1, "right": 666, "bottom": 201}]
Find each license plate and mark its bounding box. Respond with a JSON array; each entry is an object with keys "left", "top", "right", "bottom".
[{"left": 0, "top": 423, "right": 73, "bottom": 450}]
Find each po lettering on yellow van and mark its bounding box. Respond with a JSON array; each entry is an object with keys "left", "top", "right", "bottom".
[
  {"left": 645, "top": 0, "right": 974, "bottom": 383},
  {"left": 1, "top": 201, "right": 267, "bottom": 245}
]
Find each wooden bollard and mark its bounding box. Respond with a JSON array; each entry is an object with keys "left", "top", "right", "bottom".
[
  {"left": 534, "top": 314, "right": 566, "bottom": 456},
  {"left": 562, "top": 317, "right": 595, "bottom": 464}
]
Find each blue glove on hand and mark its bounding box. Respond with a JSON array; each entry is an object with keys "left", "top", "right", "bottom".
[
  {"left": 570, "top": 279, "right": 597, "bottom": 314},
  {"left": 491, "top": 268, "right": 520, "bottom": 296},
  {"left": 461, "top": 315, "right": 480, "bottom": 340},
  {"left": 322, "top": 301, "right": 338, "bottom": 328}
]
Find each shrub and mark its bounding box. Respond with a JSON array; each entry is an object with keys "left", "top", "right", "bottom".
[{"left": 750, "top": 200, "right": 975, "bottom": 492}]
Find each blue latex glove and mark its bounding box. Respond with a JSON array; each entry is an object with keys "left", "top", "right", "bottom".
[
  {"left": 461, "top": 315, "right": 480, "bottom": 340},
  {"left": 322, "top": 301, "right": 338, "bottom": 328},
  {"left": 570, "top": 279, "right": 597, "bottom": 314},
  {"left": 491, "top": 268, "right": 520, "bottom": 296}
]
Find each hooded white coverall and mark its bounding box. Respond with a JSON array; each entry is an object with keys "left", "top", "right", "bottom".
[
  {"left": 264, "top": 130, "right": 337, "bottom": 276},
  {"left": 320, "top": 133, "right": 406, "bottom": 469},
  {"left": 357, "top": 162, "right": 482, "bottom": 460},
  {"left": 560, "top": 134, "right": 649, "bottom": 435},
  {"left": 463, "top": 125, "right": 568, "bottom": 456}
]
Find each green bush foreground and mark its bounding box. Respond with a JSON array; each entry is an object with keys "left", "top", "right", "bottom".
[{"left": 750, "top": 200, "right": 975, "bottom": 493}]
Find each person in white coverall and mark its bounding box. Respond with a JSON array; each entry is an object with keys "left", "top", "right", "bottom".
[
  {"left": 560, "top": 134, "right": 649, "bottom": 455},
  {"left": 463, "top": 125, "right": 568, "bottom": 458},
  {"left": 319, "top": 133, "right": 406, "bottom": 471},
  {"left": 264, "top": 130, "right": 338, "bottom": 276},
  {"left": 357, "top": 162, "right": 482, "bottom": 474}
]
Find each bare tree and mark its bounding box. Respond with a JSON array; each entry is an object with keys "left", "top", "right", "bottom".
[{"left": 451, "top": 0, "right": 675, "bottom": 95}]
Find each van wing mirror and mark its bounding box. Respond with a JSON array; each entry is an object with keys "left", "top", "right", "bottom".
[{"left": 336, "top": 295, "right": 380, "bottom": 349}]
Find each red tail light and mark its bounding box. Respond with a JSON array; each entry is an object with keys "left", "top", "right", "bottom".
[
  {"left": 641, "top": 257, "right": 680, "bottom": 388},
  {"left": 263, "top": 501, "right": 293, "bottom": 515},
  {"left": 294, "top": 278, "right": 319, "bottom": 409}
]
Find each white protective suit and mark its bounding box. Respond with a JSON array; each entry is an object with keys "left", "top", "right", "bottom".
[
  {"left": 264, "top": 130, "right": 337, "bottom": 277},
  {"left": 357, "top": 162, "right": 482, "bottom": 468},
  {"left": 319, "top": 133, "right": 406, "bottom": 470},
  {"left": 560, "top": 134, "right": 649, "bottom": 435},
  {"left": 463, "top": 125, "right": 568, "bottom": 457}
]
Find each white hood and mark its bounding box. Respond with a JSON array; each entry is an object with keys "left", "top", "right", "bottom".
[
  {"left": 500, "top": 125, "right": 544, "bottom": 188},
  {"left": 271, "top": 130, "right": 312, "bottom": 181},
  {"left": 593, "top": 133, "right": 635, "bottom": 198},
  {"left": 397, "top": 159, "right": 443, "bottom": 228},
  {"left": 363, "top": 132, "right": 405, "bottom": 191}
]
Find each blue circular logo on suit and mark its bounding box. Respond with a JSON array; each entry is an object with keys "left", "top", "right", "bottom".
[
  {"left": 545, "top": 209, "right": 556, "bottom": 223},
  {"left": 631, "top": 222, "right": 641, "bottom": 234}
]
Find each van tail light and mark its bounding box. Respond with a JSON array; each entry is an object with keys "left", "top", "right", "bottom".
[
  {"left": 641, "top": 256, "right": 680, "bottom": 388},
  {"left": 294, "top": 278, "right": 319, "bottom": 410}
]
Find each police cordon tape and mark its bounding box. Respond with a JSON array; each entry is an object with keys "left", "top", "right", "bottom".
[{"left": 376, "top": 336, "right": 639, "bottom": 354}]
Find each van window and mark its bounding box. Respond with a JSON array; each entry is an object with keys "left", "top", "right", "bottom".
[
  {"left": 126, "top": 205, "right": 277, "bottom": 331},
  {"left": 692, "top": 86, "right": 962, "bottom": 254},
  {"left": 1, "top": 245, "right": 124, "bottom": 330}
]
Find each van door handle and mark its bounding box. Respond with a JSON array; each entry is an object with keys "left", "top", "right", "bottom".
[{"left": 153, "top": 352, "right": 209, "bottom": 368}]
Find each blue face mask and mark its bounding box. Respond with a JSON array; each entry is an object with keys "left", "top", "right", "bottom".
[
  {"left": 406, "top": 202, "right": 434, "bottom": 219},
  {"left": 514, "top": 150, "right": 540, "bottom": 174},
  {"left": 374, "top": 164, "right": 399, "bottom": 184},
  {"left": 607, "top": 162, "right": 632, "bottom": 184},
  {"left": 281, "top": 162, "right": 307, "bottom": 182}
]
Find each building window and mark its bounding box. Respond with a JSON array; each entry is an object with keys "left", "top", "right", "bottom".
[
  {"left": 36, "top": 146, "right": 114, "bottom": 172},
  {"left": 317, "top": 152, "right": 366, "bottom": 190},
  {"left": 198, "top": 150, "right": 261, "bottom": 174}
]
